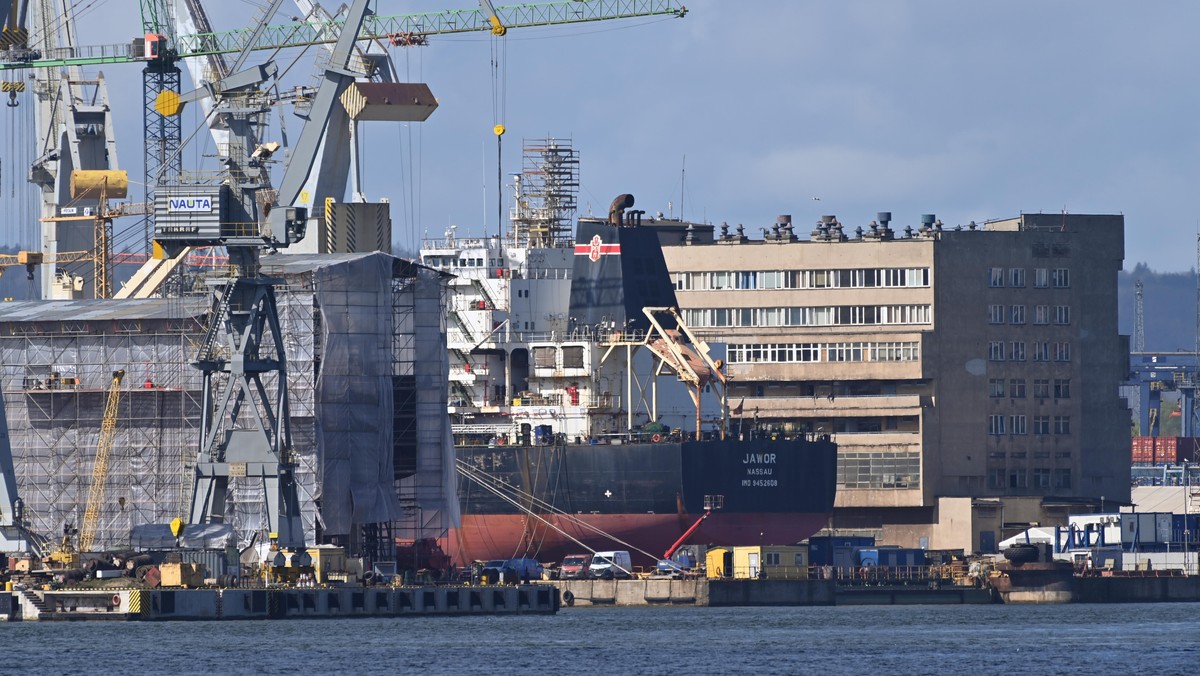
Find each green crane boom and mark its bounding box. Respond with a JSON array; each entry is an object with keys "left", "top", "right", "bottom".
[{"left": 0, "top": 1, "right": 687, "bottom": 71}]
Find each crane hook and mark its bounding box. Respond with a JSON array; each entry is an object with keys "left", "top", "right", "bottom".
[{"left": 6, "top": 90, "right": 17, "bottom": 108}]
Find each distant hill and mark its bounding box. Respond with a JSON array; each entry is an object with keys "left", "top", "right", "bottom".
[{"left": 1119, "top": 264, "right": 1197, "bottom": 352}]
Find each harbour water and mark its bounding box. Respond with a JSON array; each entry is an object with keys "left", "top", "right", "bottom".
[{"left": 7, "top": 603, "right": 1198, "bottom": 674}]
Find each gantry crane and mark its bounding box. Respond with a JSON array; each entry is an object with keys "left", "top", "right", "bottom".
[{"left": 78, "top": 369, "right": 125, "bottom": 553}]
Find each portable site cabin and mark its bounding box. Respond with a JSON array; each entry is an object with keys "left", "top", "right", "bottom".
[
  {"left": 706, "top": 547, "right": 732, "bottom": 579},
  {"left": 732, "top": 545, "right": 809, "bottom": 580}
]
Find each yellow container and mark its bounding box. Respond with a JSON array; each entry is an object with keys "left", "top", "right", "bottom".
[
  {"left": 70, "top": 170, "right": 129, "bottom": 199},
  {"left": 5, "top": 580, "right": 13, "bottom": 591}
]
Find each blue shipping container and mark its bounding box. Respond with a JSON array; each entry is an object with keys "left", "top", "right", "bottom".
[{"left": 807, "top": 536, "right": 875, "bottom": 566}]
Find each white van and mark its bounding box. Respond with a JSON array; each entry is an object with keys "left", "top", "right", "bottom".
[{"left": 589, "top": 550, "right": 633, "bottom": 579}]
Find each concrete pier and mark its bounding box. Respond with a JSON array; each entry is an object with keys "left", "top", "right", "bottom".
[
  {"left": 553, "top": 579, "right": 992, "bottom": 606},
  {"left": 7, "top": 584, "right": 559, "bottom": 621}
]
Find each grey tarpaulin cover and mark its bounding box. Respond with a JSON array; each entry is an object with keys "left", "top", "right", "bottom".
[
  {"left": 130, "top": 523, "right": 235, "bottom": 550},
  {"left": 314, "top": 254, "right": 402, "bottom": 533}
]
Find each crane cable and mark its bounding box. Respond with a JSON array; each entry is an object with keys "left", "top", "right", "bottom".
[
  {"left": 490, "top": 28, "right": 506, "bottom": 240},
  {"left": 455, "top": 457, "right": 660, "bottom": 563}
]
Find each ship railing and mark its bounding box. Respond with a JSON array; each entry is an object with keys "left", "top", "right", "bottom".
[
  {"left": 818, "top": 563, "right": 976, "bottom": 587},
  {"left": 513, "top": 393, "right": 562, "bottom": 407},
  {"left": 586, "top": 393, "right": 618, "bottom": 410},
  {"left": 452, "top": 423, "right": 518, "bottom": 436},
  {"left": 522, "top": 267, "right": 572, "bottom": 281},
  {"left": 420, "top": 236, "right": 497, "bottom": 250}
]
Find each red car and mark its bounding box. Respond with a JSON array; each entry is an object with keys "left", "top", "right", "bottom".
[{"left": 560, "top": 554, "right": 590, "bottom": 579}]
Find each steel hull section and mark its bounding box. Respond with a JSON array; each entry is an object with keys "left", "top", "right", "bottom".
[
  {"left": 448, "top": 437, "right": 837, "bottom": 566},
  {"left": 444, "top": 511, "right": 831, "bottom": 567}
]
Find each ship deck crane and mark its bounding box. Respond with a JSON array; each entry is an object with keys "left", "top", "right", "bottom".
[{"left": 78, "top": 369, "right": 125, "bottom": 554}]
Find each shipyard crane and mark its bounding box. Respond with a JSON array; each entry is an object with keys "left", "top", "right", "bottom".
[
  {"left": 182, "top": 0, "right": 387, "bottom": 566},
  {"left": 78, "top": 369, "right": 125, "bottom": 553},
  {"left": 13, "top": 2, "right": 124, "bottom": 299},
  {"left": 6, "top": 1, "right": 686, "bottom": 294},
  {"left": 0, "top": 2, "right": 687, "bottom": 71}
]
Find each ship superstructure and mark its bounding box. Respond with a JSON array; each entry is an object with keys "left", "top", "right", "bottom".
[
  {"left": 423, "top": 140, "right": 652, "bottom": 443},
  {"left": 421, "top": 140, "right": 838, "bottom": 566}
]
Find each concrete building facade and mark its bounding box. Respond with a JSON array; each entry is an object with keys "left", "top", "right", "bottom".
[{"left": 660, "top": 213, "right": 1129, "bottom": 553}]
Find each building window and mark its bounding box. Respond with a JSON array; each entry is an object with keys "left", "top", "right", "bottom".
[
  {"left": 1034, "top": 415, "right": 1051, "bottom": 435},
  {"left": 989, "top": 379, "right": 1006, "bottom": 398},
  {"left": 1033, "top": 379, "right": 1050, "bottom": 399},
  {"left": 1010, "top": 305, "right": 1026, "bottom": 325},
  {"left": 1054, "top": 379, "right": 1071, "bottom": 399},
  {"left": 989, "top": 304, "right": 1005, "bottom": 324},
  {"left": 836, "top": 451, "right": 920, "bottom": 489},
  {"left": 1010, "top": 415, "right": 1027, "bottom": 435},
  {"left": 764, "top": 551, "right": 781, "bottom": 565},
  {"left": 989, "top": 268, "right": 1005, "bottom": 287},
  {"left": 1009, "top": 379, "right": 1026, "bottom": 398},
  {"left": 1034, "top": 468, "right": 1052, "bottom": 489},
  {"left": 989, "top": 469, "right": 1006, "bottom": 489},
  {"left": 1009, "top": 471, "right": 1027, "bottom": 489},
  {"left": 1054, "top": 342, "right": 1071, "bottom": 362},
  {"left": 1052, "top": 268, "right": 1070, "bottom": 288},
  {"left": 989, "top": 415, "right": 1006, "bottom": 435},
  {"left": 1054, "top": 469, "right": 1072, "bottom": 489},
  {"left": 1054, "top": 416, "right": 1071, "bottom": 435},
  {"left": 1035, "top": 268, "right": 1049, "bottom": 288},
  {"left": 989, "top": 341, "right": 1005, "bottom": 361},
  {"left": 1009, "top": 268, "right": 1026, "bottom": 288},
  {"left": 1033, "top": 342, "right": 1049, "bottom": 362},
  {"left": 1054, "top": 305, "right": 1071, "bottom": 325},
  {"left": 1034, "top": 305, "right": 1050, "bottom": 325},
  {"left": 1010, "top": 341, "right": 1026, "bottom": 361}
]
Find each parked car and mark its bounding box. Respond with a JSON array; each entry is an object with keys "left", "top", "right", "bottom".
[
  {"left": 560, "top": 554, "right": 591, "bottom": 579},
  {"left": 589, "top": 550, "right": 633, "bottom": 579}
]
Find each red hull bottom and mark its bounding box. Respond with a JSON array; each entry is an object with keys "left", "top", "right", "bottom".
[{"left": 442, "top": 512, "right": 830, "bottom": 568}]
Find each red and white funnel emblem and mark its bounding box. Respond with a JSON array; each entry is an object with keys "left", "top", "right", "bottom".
[
  {"left": 575, "top": 234, "right": 621, "bottom": 261},
  {"left": 588, "top": 234, "right": 603, "bottom": 262}
]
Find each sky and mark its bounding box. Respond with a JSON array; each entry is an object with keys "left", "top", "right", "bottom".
[{"left": 4, "top": 0, "right": 1200, "bottom": 271}]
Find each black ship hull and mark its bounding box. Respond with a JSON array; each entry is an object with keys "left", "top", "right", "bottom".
[{"left": 446, "top": 436, "right": 837, "bottom": 566}]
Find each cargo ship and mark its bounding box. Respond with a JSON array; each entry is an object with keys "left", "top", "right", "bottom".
[{"left": 420, "top": 140, "right": 837, "bottom": 566}]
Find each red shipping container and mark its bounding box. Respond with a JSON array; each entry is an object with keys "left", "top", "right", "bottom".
[{"left": 1158, "top": 436, "right": 1178, "bottom": 464}]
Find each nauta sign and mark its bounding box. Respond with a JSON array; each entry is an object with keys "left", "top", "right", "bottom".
[{"left": 167, "top": 197, "right": 213, "bottom": 212}]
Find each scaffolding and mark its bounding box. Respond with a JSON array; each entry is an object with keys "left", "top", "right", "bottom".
[
  {"left": 0, "top": 252, "right": 455, "bottom": 559},
  {"left": 510, "top": 138, "right": 579, "bottom": 249}
]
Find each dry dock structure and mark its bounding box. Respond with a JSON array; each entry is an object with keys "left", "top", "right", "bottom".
[{"left": 0, "top": 252, "right": 457, "bottom": 558}]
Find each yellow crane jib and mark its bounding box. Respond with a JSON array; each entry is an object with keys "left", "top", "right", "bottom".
[
  {"left": 478, "top": 0, "right": 507, "bottom": 35},
  {"left": 78, "top": 369, "right": 126, "bottom": 553}
]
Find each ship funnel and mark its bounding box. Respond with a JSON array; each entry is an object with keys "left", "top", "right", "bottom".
[{"left": 608, "top": 194, "right": 636, "bottom": 226}]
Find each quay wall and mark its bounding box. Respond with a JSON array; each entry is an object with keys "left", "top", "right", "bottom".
[{"left": 10, "top": 585, "right": 558, "bottom": 621}]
